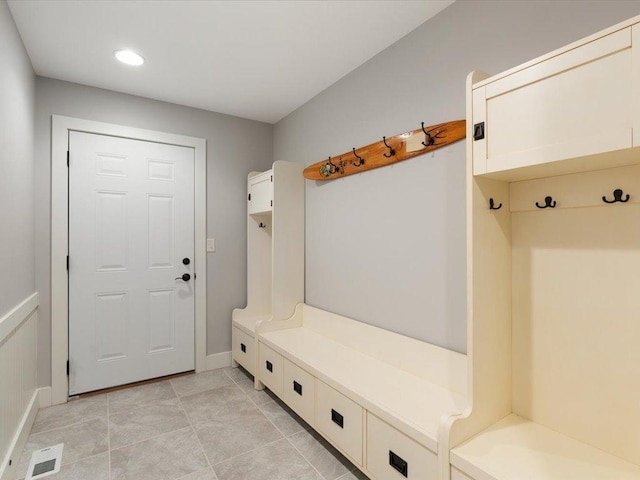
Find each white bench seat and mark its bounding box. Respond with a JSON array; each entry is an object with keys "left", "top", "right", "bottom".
[
  {"left": 233, "top": 314, "right": 269, "bottom": 335},
  {"left": 451, "top": 414, "right": 640, "bottom": 480},
  {"left": 260, "top": 325, "right": 467, "bottom": 452}
]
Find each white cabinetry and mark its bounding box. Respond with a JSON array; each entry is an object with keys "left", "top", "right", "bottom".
[
  {"left": 367, "top": 413, "right": 437, "bottom": 480},
  {"left": 450, "top": 13, "right": 640, "bottom": 480},
  {"left": 247, "top": 171, "right": 273, "bottom": 215},
  {"left": 316, "top": 380, "right": 363, "bottom": 466},
  {"left": 282, "top": 359, "right": 315, "bottom": 426},
  {"left": 231, "top": 161, "right": 304, "bottom": 376},
  {"left": 471, "top": 23, "right": 640, "bottom": 181},
  {"left": 257, "top": 303, "right": 467, "bottom": 480},
  {"left": 258, "top": 342, "right": 283, "bottom": 396}
]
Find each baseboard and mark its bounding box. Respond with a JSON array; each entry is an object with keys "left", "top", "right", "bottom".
[
  {"left": 0, "top": 388, "right": 41, "bottom": 480},
  {"left": 206, "top": 351, "right": 232, "bottom": 370},
  {"left": 38, "top": 387, "right": 52, "bottom": 409}
]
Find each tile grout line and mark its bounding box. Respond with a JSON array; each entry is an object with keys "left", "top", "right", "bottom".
[
  {"left": 169, "top": 378, "right": 216, "bottom": 477},
  {"left": 105, "top": 388, "right": 189, "bottom": 452},
  {"left": 209, "top": 438, "right": 284, "bottom": 469},
  {"left": 26, "top": 413, "right": 105, "bottom": 436},
  {"left": 284, "top": 434, "right": 330, "bottom": 480},
  {"left": 225, "top": 367, "right": 332, "bottom": 479},
  {"left": 107, "top": 394, "right": 112, "bottom": 480}
]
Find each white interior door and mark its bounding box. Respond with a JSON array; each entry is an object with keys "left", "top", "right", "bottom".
[{"left": 68, "top": 131, "right": 195, "bottom": 395}]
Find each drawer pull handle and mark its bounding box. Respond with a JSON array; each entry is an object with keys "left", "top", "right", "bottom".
[
  {"left": 331, "top": 409, "right": 344, "bottom": 428},
  {"left": 473, "top": 122, "right": 485, "bottom": 141},
  {"left": 293, "top": 381, "right": 303, "bottom": 396},
  {"left": 266, "top": 360, "right": 273, "bottom": 372},
  {"left": 389, "top": 450, "right": 408, "bottom": 477},
  {"left": 240, "top": 343, "right": 246, "bottom": 353}
]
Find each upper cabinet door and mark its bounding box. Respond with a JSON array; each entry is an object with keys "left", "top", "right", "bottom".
[
  {"left": 472, "top": 27, "right": 634, "bottom": 178},
  {"left": 248, "top": 170, "right": 273, "bottom": 215}
]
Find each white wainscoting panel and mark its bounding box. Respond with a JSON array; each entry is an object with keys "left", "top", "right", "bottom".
[{"left": 0, "top": 293, "right": 39, "bottom": 480}]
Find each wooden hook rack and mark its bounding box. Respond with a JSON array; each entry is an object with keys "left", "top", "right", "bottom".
[{"left": 302, "top": 119, "right": 466, "bottom": 181}]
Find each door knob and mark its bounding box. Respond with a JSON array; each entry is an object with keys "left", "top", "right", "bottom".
[
  {"left": 182, "top": 257, "right": 190, "bottom": 265},
  {"left": 175, "top": 273, "right": 191, "bottom": 282}
]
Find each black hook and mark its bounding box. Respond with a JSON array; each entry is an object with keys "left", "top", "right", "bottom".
[
  {"left": 602, "top": 188, "right": 630, "bottom": 204},
  {"left": 489, "top": 198, "right": 502, "bottom": 210},
  {"left": 421, "top": 122, "right": 445, "bottom": 147},
  {"left": 535, "top": 196, "right": 557, "bottom": 209},
  {"left": 351, "top": 148, "right": 365, "bottom": 167},
  {"left": 258, "top": 222, "right": 266, "bottom": 228},
  {"left": 382, "top": 136, "right": 395, "bottom": 158}
]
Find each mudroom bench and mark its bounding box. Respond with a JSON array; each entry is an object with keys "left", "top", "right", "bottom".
[{"left": 254, "top": 303, "right": 468, "bottom": 480}]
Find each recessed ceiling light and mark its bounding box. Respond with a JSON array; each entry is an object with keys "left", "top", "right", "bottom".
[{"left": 114, "top": 50, "right": 144, "bottom": 66}]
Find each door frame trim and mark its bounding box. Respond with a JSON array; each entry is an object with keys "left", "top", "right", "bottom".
[{"left": 51, "top": 115, "right": 207, "bottom": 405}]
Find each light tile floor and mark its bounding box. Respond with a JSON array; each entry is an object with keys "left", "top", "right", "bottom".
[{"left": 14, "top": 367, "right": 370, "bottom": 480}]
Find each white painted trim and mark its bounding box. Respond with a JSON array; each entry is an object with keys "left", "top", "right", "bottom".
[
  {"left": 0, "top": 389, "right": 40, "bottom": 480},
  {"left": 206, "top": 351, "right": 232, "bottom": 370},
  {"left": 37, "top": 387, "right": 52, "bottom": 409},
  {"left": 0, "top": 293, "right": 38, "bottom": 344},
  {"left": 51, "top": 115, "right": 207, "bottom": 405}
]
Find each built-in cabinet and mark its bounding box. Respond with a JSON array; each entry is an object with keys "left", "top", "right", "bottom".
[
  {"left": 256, "top": 303, "right": 467, "bottom": 480},
  {"left": 472, "top": 22, "right": 640, "bottom": 181},
  {"left": 448, "top": 13, "right": 640, "bottom": 480},
  {"left": 231, "top": 161, "right": 304, "bottom": 375},
  {"left": 232, "top": 15, "right": 640, "bottom": 480}
]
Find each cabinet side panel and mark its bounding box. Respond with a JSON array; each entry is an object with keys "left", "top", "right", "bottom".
[
  {"left": 271, "top": 161, "right": 305, "bottom": 321},
  {"left": 451, "top": 176, "right": 512, "bottom": 448}
]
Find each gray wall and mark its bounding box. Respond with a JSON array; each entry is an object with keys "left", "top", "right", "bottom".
[
  {"left": 35, "top": 78, "right": 273, "bottom": 386},
  {"left": 273, "top": 0, "right": 640, "bottom": 354},
  {"left": 0, "top": 0, "right": 35, "bottom": 318}
]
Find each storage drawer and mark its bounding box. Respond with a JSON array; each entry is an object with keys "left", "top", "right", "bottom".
[
  {"left": 232, "top": 326, "right": 255, "bottom": 375},
  {"left": 282, "top": 358, "right": 315, "bottom": 426},
  {"left": 451, "top": 467, "right": 475, "bottom": 480},
  {"left": 316, "top": 380, "right": 363, "bottom": 465},
  {"left": 258, "top": 342, "right": 283, "bottom": 396},
  {"left": 366, "top": 413, "right": 437, "bottom": 479}
]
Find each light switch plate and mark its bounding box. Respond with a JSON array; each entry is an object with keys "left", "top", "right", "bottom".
[{"left": 207, "top": 238, "right": 215, "bottom": 252}]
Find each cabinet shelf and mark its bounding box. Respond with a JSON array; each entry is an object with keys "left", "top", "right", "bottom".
[{"left": 452, "top": 415, "right": 640, "bottom": 480}]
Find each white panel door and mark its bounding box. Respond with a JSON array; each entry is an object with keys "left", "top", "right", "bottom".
[{"left": 68, "top": 132, "right": 195, "bottom": 395}]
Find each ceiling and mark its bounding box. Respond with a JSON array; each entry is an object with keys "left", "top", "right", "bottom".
[{"left": 8, "top": 0, "right": 454, "bottom": 123}]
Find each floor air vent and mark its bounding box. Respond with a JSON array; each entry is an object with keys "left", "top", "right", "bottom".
[{"left": 25, "top": 444, "right": 63, "bottom": 479}]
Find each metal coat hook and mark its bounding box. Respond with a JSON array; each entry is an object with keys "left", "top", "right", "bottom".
[
  {"left": 535, "top": 196, "right": 557, "bottom": 209},
  {"left": 602, "top": 188, "right": 630, "bottom": 204},
  {"left": 351, "top": 148, "right": 365, "bottom": 167},
  {"left": 258, "top": 222, "right": 266, "bottom": 228},
  {"left": 489, "top": 198, "right": 502, "bottom": 210},
  {"left": 421, "top": 122, "right": 445, "bottom": 147},
  {"left": 382, "top": 136, "right": 395, "bottom": 158}
]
